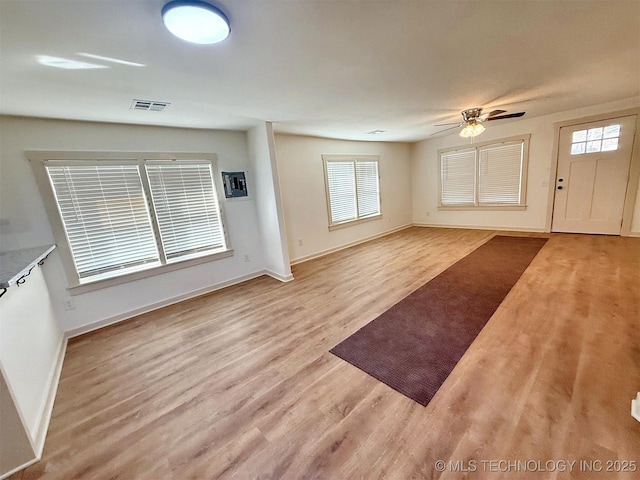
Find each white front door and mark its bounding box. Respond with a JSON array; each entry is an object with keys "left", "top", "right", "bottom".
[{"left": 551, "top": 115, "right": 637, "bottom": 234}]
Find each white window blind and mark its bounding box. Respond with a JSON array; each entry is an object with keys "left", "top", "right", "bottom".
[
  {"left": 145, "top": 161, "right": 227, "bottom": 261},
  {"left": 326, "top": 161, "right": 357, "bottom": 224},
  {"left": 40, "top": 153, "right": 231, "bottom": 286},
  {"left": 355, "top": 161, "right": 380, "bottom": 217},
  {"left": 46, "top": 163, "right": 160, "bottom": 280},
  {"left": 439, "top": 137, "right": 527, "bottom": 208},
  {"left": 478, "top": 142, "right": 523, "bottom": 205},
  {"left": 441, "top": 149, "right": 476, "bottom": 205},
  {"left": 324, "top": 156, "right": 381, "bottom": 227}
]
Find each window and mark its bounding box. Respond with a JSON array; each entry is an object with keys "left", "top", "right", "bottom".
[
  {"left": 145, "top": 161, "right": 226, "bottom": 262},
  {"left": 46, "top": 162, "right": 161, "bottom": 281},
  {"left": 29, "top": 151, "right": 231, "bottom": 290},
  {"left": 323, "top": 155, "right": 381, "bottom": 229},
  {"left": 439, "top": 135, "right": 529, "bottom": 209},
  {"left": 570, "top": 124, "right": 620, "bottom": 155}
]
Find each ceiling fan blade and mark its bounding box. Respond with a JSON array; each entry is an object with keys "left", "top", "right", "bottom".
[
  {"left": 434, "top": 122, "right": 462, "bottom": 127},
  {"left": 430, "top": 125, "right": 461, "bottom": 136},
  {"left": 486, "top": 109, "right": 507, "bottom": 118},
  {"left": 486, "top": 112, "right": 525, "bottom": 121}
]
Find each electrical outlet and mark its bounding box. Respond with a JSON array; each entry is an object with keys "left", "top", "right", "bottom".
[
  {"left": 426, "top": 211, "right": 430, "bottom": 217},
  {"left": 63, "top": 298, "right": 76, "bottom": 310},
  {"left": 244, "top": 254, "right": 250, "bottom": 262},
  {"left": 298, "top": 238, "right": 303, "bottom": 247}
]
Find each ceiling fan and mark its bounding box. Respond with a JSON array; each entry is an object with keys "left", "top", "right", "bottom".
[{"left": 432, "top": 107, "right": 526, "bottom": 138}]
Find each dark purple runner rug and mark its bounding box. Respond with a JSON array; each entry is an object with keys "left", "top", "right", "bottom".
[{"left": 330, "top": 235, "right": 548, "bottom": 406}]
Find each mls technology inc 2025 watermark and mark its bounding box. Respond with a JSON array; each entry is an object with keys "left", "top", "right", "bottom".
[{"left": 434, "top": 459, "right": 637, "bottom": 474}]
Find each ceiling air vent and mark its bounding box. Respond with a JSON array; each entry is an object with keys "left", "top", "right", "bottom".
[{"left": 130, "top": 99, "right": 170, "bottom": 112}]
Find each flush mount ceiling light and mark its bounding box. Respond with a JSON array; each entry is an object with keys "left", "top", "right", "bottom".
[{"left": 162, "top": 1, "right": 230, "bottom": 44}]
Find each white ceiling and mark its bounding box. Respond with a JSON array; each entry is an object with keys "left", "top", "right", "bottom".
[{"left": 1, "top": 0, "right": 638, "bottom": 142}]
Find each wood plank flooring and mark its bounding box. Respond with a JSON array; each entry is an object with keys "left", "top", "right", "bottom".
[{"left": 10, "top": 227, "right": 640, "bottom": 479}]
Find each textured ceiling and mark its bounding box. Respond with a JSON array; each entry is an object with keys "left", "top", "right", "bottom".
[{"left": 1, "top": 0, "right": 638, "bottom": 142}]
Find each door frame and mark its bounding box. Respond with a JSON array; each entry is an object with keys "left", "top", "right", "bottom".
[{"left": 545, "top": 107, "right": 640, "bottom": 236}]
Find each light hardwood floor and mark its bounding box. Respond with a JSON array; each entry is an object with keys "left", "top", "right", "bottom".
[{"left": 11, "top": 227, "right": 640, "bottom": 479}]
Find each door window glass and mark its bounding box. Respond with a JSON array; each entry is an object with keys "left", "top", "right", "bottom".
[{"left": 571, "top": 124, "right": 620, "bottom": 155}]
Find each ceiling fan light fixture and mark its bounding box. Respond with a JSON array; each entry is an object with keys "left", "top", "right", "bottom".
[
  {"left": 459, "top": 122, "right": 486, "bottom": 138},
  {"left": 162, "top": 1, "right": 230, "bottom": 45}
]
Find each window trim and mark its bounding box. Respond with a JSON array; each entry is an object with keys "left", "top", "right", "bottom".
[
  {"left": 322, "top": 154, "right": 382, "bottom": 230},
  {"left": 28, "top": 151, "right": 233, "bottom": 295},
  {"left": 437, "top": 134, "right": 530, "bottom": 211}
]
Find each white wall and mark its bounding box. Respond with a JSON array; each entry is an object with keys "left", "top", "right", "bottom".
[
  {"left": 2, "top": 99, "right": 637, "bottom": 338},
  {"left": 274, "top": 134, "right": 412, "bottom": 262},
  {"left": 412, "top": 97, "right": 640, "bottom": 233},
  {"left": 0, "top": 262, "right": 63, "bottom": 453},
  {"left": 1, "top": 370, "right": 35, "bottom": 477},
  {"left": 0, "top": 116, "right": 266, "bottom": 333},
  {"left": 247, "top": 123, "right": 292, "bottom": 280}
]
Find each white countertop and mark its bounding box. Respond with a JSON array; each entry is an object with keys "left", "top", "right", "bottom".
[{"left": 0, "top": 245, "right": 56, "bottom": 289}]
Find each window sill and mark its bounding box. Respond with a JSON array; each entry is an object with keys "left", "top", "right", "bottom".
[
  {"left": 68, "top": 249, "right": 234, "bottom": 295},
  {"left": 328, "top": 214, "right": 382, "bottom": 231},
  {"left": 438, "top": 205, "right": 527, "bottom": 211}
]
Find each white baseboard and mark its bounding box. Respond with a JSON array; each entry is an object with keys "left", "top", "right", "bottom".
[
  {"left": 0, "top": 457, "right": 40, "bottom": 480},
  {"left": 290, "top": 224, "right": 412, "bottom": 265},
  {"left": 32, "top": 335, "right": 67, "bottom": 457},
  {"left": 66, "top": 270, "right": 268, "bottom": 339},
  {"left": 290, "top": 223, "right": 549, "bottom": 266},
  {"left": 412, "top": 222, "right": 547, "bottom": 233},
  {"left": 266, "top": 269, "right": 294, "bottom": 282}
]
